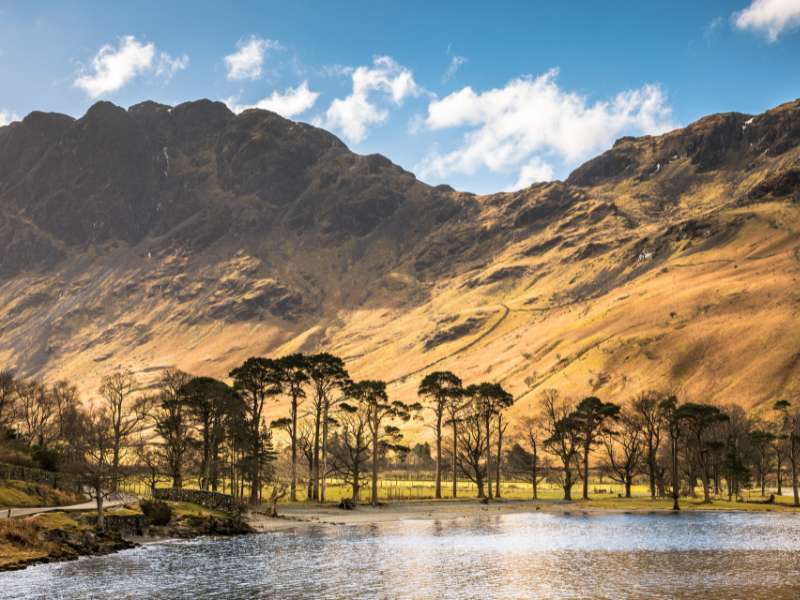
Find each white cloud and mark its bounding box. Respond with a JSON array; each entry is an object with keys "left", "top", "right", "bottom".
[
  {"left": 733, "top": 0, "right": 800, "bottom": 41},
  {"left": 0, "top": 109, "right": 18, "bottom": 126},
  {"left": 418, "top": 69, "right": 675, "bottom": 188},
  {"left": 225, "top": 36, "right": 279, "bottom": 80},
  {"left": 155, "top": 52, "right": 189, "bottom": 79},
  {"left": 317, "top": 56, "right": 423, "bottom": 143},
  {"left": 74, "top": 35, "right": 188, "bottom": 98},
  {"left": 443, "top": 55, "right": 467, "bottom": 83},
  {"left": 225, "top": 81, "right": 319, "bottom": 118},
  {"left": 507, "top": 158, "right": 555, "bottom": 191}
]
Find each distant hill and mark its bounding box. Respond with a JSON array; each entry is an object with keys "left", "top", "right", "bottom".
[{"left": 1, "top": 97, "right": 799, "bottom": 420}]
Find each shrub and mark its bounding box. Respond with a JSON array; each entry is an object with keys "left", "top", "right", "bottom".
[{"left": 140, "top": 500, "right": 172, "bottom": 526}]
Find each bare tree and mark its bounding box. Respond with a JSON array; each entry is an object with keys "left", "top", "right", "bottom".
[
  {"left": 0, "top": 369, "right": 17, "bottom": 432},
  {"left": 455, "top": 402, "right": 488, "bottom": 498},
  {"left": 541, "top": 390, "right": 581, "bottom": 500},
  {"left": 152, "top": 369, "right": 192, "bottom": 489},
  {"left": 16, "top": 380, "right": 57, "bottom": 448},
  {"left": 775, "top": 400, "right": 800, "bottom": 505},
  {"left": 514, "top": 415, "right": 548, "bottom": 500},
  {"left": 601, "top": 409, "right": 643, "bottom": 497},
  {"left": 328, "top": 403, "right": 370, "bottom": 502},
  {"left": 74, "top": 407, "right": 116, "bottom": 530},
  {"left": 99, "top": 370, "right": 149, "bottom": 490},
  {"left": 632, "top": 391, "right": 665, "bottom": 499}
]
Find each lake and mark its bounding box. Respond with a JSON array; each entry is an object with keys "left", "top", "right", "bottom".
[{"left": 3, "top": 511, "right": 800, "bottom": 599}]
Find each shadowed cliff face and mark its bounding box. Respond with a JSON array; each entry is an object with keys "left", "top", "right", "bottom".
[{"left": 1, "top": 98, "right": 799, "bottom": 417}]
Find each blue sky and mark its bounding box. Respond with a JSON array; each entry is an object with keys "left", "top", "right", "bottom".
[{"left": 1, "top": 0, "right": 799, "bottom": 193}]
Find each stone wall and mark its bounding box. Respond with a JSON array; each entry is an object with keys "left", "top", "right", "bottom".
[
  {"left": 104, "top": 515, "right": 148, "bottom": 537},
  {"left": 153, "top": 488, "right": 244, "bottom": 514},
  {"left": 0, "top": 462, "right": 79, "bottom": 492}
]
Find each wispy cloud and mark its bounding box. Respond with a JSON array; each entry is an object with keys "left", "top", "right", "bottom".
[
  {"left": 224, "top": 36, "right": 280, "bottom": 80},
  {"left": 73, "top": 35, "right": 188, "bottom": 98},
  {"left": 443, "top": 55, "right": 467, "bottom": 83},
  {"left": 225, "top": 81, "right": 319, "bottom": 118},
  {"left": 733, "top": 0, "right": 800, "bottom": 42}
]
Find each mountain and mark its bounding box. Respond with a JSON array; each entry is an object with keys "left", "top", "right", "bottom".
[{"left": 1, "top": 98, "right": 799, "bottom": 421}]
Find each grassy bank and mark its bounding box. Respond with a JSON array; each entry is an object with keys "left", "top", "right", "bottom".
[
  {"left": 0, "top": 499, "right": 249, "bottom": 572},
  {"left": 0, "top": 480, "right": 84, "bottom": 508}
]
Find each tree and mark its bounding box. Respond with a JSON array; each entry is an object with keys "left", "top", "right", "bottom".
[
  {"left": 515, "top": 415, "right": 547, "bottom": 500},
  {"left": 134, "top": 436, "right": 166, "bottom": 495},
  {"left": 306, "top": 353, "right": 349, "bottom": 502},
  {"left": 659, "top": 395, "right": 681, "bottom": 510},
  {"left": 601, "top": 408, "right": 642, "bottom": 498},
  {"left": 230, "top": 357, "right": 283, "bottom": 503},
  {"left": 329, "top": 396, "right": 371, "bottom": 502},
  {"left": 74, "top": 407, "right": 116, "bottom": 530},
  {"left": 183, "top": 376, "right": 237, "bottom": 491},
  {"left": 277, "top": 354, "right": 310, "bottom": 502},
  {"left": 775, "top": 400, "right": 800, "bottom": 505},
  {"left": 152, "top": 369, "right": 192, "bottom": 489},
  {"left": 632, "top": 390, "right": 664, "bottom": 499},
  {"left": 15, "top": 380, "right": 57, "bottom": 449},
  {"left": 0, "top": 369, "right": 17, "bottom": 432},
  {"left": 50, "top": 380, "right": 79, "bottom": 440},
  {"left": 541, "top": 390, "right": 581, "bottom": 500},
  {"left": 572, "top": 396, "right": 620, "bottom": 500},
  {"left": 465, "top": 382, "right": 514, "bottom": 501},
  {"left": 347, "top": 380, "right": 418, "bottom": 507},
  {"left": 676, "top": 402, "right": 728, "bottom": 503},
  {"left": 455, "top": 401, "right": 488, "bottom": 498},
  {"left": 418, "top": 371, "right": 462, "bottom": 499},
  {"left": 750, "top": 428, "right": 774, "bottom": 497},
  {"left": 99, "top": 370, "right": 149, "bottom": 491}
]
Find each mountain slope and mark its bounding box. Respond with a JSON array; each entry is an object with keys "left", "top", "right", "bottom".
[{"left": 1, "top": 98, "right": 799, "bottom": 421}]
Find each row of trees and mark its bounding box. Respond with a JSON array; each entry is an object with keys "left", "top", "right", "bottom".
[
  {"left": 511, "top": 389, "right": 800, "bottom": 509},
  {"left": 3, "top": 361, "right": 800, "bottom": 518}
]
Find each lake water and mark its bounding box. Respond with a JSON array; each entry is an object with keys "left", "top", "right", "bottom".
[{"left": 4, "top": 511, "right": 800, "bottom": 599}]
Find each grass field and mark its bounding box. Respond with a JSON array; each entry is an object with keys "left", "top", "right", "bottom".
[{"left": 118, "top": 476, "right": 800, "bottom": 511}]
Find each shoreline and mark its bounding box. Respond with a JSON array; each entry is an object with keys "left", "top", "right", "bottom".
[{"left": 246, "top": 497, "right": 800, "bottom": 531}]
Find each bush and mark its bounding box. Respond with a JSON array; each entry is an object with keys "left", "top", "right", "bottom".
[{"left": 140, "top": 499, "right": 172, "bottom": 526}]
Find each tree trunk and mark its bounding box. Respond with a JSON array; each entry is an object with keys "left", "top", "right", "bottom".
[
  {"left": 792, "top": 441, "right": 800, "bottom": 506},
  {"left": 532, "top": 451, "right": 538, "bottom": 500},
  {"left": 563, "top": 467, "right": 572, "bottom": 501},
  {"left": 582, "top": 439, "right": 590, "bottom": 500},
  {"left": 648, "top": 439, "right": 656, "bottom": 500},
  {"left": 625, "top": 477, "right": 632, "bottom": 498},
  {"left": 701, "top": 471, "right": 711, "bottom": 503},
  {"left": 434, "top": 410, "right": 442, "bottom": 500},
  {"left": 312, "top": 405, "right": 321, "bottom": 501},
  {"left": 451, "top": 421, "right": 458, "bottom": 499},
  {"left": 290, "top": 395, "right": 298, "bottom": 502},
  {"left": 371, "top": 407, "right": 379, "bottom": 507},
  {"left": 321, "top": 397, "right": 329, "bottom": 502},
  {"left": 671, "top": 437, "right": 680, "bottom": 511},
  {"left": 484, "top": 412, "right": 493, "bottom": 501},
  {"left": 777, "top": 454, "right": 783, "bottom": 496},
  {"left": 95, "top": 488, "right": 105, "bottom": 531},
  {"left": 495, "top": 421, "right": 503, "bottom": 499}
]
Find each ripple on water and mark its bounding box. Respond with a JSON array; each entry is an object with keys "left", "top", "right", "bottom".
[{"left": 3, "top": 512, "right": 800, "bottom": 599}]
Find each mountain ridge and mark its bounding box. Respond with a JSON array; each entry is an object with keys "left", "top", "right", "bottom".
[{"left": 1, "top": 97, "right": 799, "bottom": 421}]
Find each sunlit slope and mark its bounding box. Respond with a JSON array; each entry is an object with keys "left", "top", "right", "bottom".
[{"left": 0, "top": 98, "right": 798, "bottom": 417}]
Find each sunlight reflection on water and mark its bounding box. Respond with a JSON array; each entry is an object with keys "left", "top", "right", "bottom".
[{"left": 3, "top": 511, "right": 800, "bottom": 599}]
